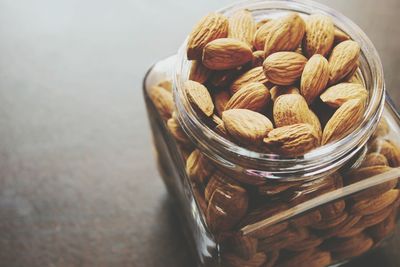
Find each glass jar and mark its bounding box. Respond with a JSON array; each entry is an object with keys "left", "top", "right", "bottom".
[{"left": 143, "top": 1, "right": 400, "bottom": 266}]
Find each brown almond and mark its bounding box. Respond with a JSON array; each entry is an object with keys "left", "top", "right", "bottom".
[
  {"left": 222, "top": 252, "right": 267, "bottom": 267},
  {"left": 303, "top": 14, "right": 335, "bottom": 57},
  {"left": 167, "top": 116, "right": 190, "bottom": 146},
  {"left": 263, "top": 52, "right": 307, "bottom": 85},
  {"left": 355, "top": 205, "right": 394, "bottom": 229},
  {"left": 369, "top": 139, "right": 400, "bottom": 167},
  {"left": 157, "top": 80, "right": 172, "bottom": 92},
  {"left": 346, "top": 165, "right": 397, "bottom": 201},
  {"left": 263, "top": 13, "right": 306, "bottom": 56},
  {"left": 187, "top": 13, "right": 228, "bottom": 60},
  {"left": 189, "top": 60, "right": 211, "bottom": 84},
  {"left": 351, "top": 189, "right": 399, "bottom": 215},
  {"left": 228, "top": 9, "right": 256, "bottom": 46},
  {"left": 372, "top": 118, "right": 389, "bottom": 139},
  {"left": 148, "top": 85, "right": 174, "bottom": 120},
  {"left": 300, "top": 54, "right": 330, "bottom": 104},
  {"left": 223, "top": 234, "right": 258, "bottom": 260},
  {"left": 205, "top": 171, "right": 240, "bottom": 202},
  {"left": 186, "top": 149, "right": 214, "bottom": 185},
  {"left": 225, "top": 82, "right": 271, "bottom": 112},
  {"left": 273, "top": 94, "right": 314, "bottom": 127},
  {"left": 203, "top": 38, "right": 253, "bottom": 70},
  {"left": 359, "top": 153, "right": 389, "bottom": 167},
  {"left": 185, "top": 80, "right": 214, "bottom": 117},
  {"left": 230, "top": 66, "right": 268, "bottom": 94},
  {"left": 285, "top": 234, "right": 323, "bottom": 251},
  {"left": 328, "top": 40, "right": 361, "bottom": 85},
  {"left": 222, "top": 109, "right": 273, "bottom": 145},
  {"left": 263, "top": 123, "right": 320, "bottom": 156},
  {"left": 253, "top": 19, "right": 274, "bottom": 50},
  {"left": 320, "top": 82, "right": 368, "bottom": 108},
  {"left": 270, "top": 85, "right": 300, "bottom": 102},
  {"left": 207, "top": 185, "right": 248, "bottom": 233},
  {"left": 322, "top": 99, "right": 364, "bottom": 145}
]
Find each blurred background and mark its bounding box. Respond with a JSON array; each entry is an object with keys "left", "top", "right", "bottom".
[{"left": 0, "top": 0, "right": 399, "bottom": 266}]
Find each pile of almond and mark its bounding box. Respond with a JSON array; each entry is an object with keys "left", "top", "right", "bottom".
[
  {"left": 147, "top": 9, "right": 400, "bottom": 267},
  {"left": 183, "top": 10, "right": 367, "bottom": 156}
]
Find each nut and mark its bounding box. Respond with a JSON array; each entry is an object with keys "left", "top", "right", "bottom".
[
  {"left": 263, "top": 51, "right": 307, "bottom": 85},
  {"left": 225, "top": 82, "right": 271, "bottom": 112},
  {"left": 185, "top": 80, "right": 215, "bottom": 117},
  {"left": 187, "top": 13, "right": 228, "bottom": 60},
  {"left": 303, "top": 13, "right": 335, "bottom": 57},
  {"left": 228, "top": 9, "right": 256, "bottom": 46},
  {"left": 148, "top": 85, "right": 174, "bottom": 120},
  {"left": 230, "top": 66, "right": 268, "bottom": 94},
  {"left": 320, "top": 82, "right": 368, "bottom": 108},
  {"left": 328, "top": 40, "right": 360, "bottom": 85},
  {"left": 203, "top": 38, "right": 253, "bottom": 70}
]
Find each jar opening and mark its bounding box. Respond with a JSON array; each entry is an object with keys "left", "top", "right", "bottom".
[{"left": 173, "top": 0, "right": 385, "bottom": 180}]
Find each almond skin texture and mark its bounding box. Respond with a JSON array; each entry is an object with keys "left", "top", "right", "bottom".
[
  {"left": 187, "top": 13, "right": 228, "bottom": 60},
  {"left": 328, "top": 40, "right": 361, "bottom": 85},
  {"left": 228, "top": 9, "right": 256, "bottom": 46},
  {"left": 148, "top": 85, "right": 174, "bottom": 120},
  {"left": 263, "top": 123, "right": 320, "bottom": 156},
  {"left": 263, "top": 13, "right": 306, "bottom": 56},
  {"left": 369, "top": 139, "right": 400, "bottom": 167},
  {"left": 300, "top": 54, "right": 330, "bottom": 104},
  {"left": 253, "top": 19, "right": 275, "bottom": 50},
  {"left": 222, "top": 252, "right": 267, "bottom": 267},
  {"left": 222, "top": 109, "right": 273, "bottom": 145},
  {"left": 203, "top": 38, "right": 253, "bottom": 70},
  {"left": 213, "top": 90, "right": 230, "bottom": 116},
  {"left": 263, "top": 52, "right": 307, "bottom": 85},
  {"left": 351, "top": 189, "right": 399, "bottom": 215},
  {"left": 273, "top": 94, "right": 316, "bottom": 128},
  {"left": 230, "top": 66, "right": 268, "bottom": 94},
  {"left": 185, "top": 80, "right": 214, "bottom": 117},
  {"left": 186, "top": 149, "right": 214, "bottom": 185},
  {"left": 303, "top": 14, "right": 335, "bottom": 57},
  {"left": 189, "top": 60, "right": 211, "bottom": 84},
  {"left": 320, "top": 82, "right": 368, "bottom": 108},
  {"left": 225, "top": 82, "right": 271, "bottom": 112},
  {"left": 322, "top": 99, "right": 364, "bottom": 145}
]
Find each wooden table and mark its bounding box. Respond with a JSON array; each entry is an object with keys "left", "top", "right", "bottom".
[{"left": 0, "top": 0, "right": 398, "bottom": 266}]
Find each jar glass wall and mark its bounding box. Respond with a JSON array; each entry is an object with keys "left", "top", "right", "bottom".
[{"left": 143, "top": 1, "right": 400, "bottom": 266}]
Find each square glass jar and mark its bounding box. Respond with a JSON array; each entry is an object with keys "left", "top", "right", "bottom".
[{"left": 143, "top": 1, "right": 400, "bottom": 266}]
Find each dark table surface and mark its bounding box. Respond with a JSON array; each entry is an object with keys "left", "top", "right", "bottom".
[{"left": 0, "top": 0, "right": 399, "bottom": 266}]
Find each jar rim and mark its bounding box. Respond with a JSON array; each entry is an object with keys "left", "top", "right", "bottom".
[{"left": 173, "top": 0, "right": 385, "bottom": 180}]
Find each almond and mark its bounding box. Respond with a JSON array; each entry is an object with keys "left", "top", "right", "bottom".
[
  {"left": 207, "top": 185, "right": 248, "bottom": 233},
  {"left": 270, "top": 85, "right": 300, "bottom": 102},
  {"left": 187, "top": 13, "right": 229, "bottom": 60},
  {"left": 253, "top": 19, "right": 274, "bottom": 50},
  {"left": 322, "top": 99, "right": 364, "bottom": 145},
  {"left": 263, "top": 13, "right": 306, "bottom": 56},
  {"left": 228, "top": 9, "right": 256, "bottom": 46},
  {"left": 222, "top": 109, "right": 273, "bottom": 145},
  {"left": 303, "top": 14, "right": 335, "bottom": 57},
  {"left": 186, "top": 149, "right": 214, "bottom": 185},
  {"left": 273, "top": 94, "right": 314, "bottom": 127},
  {"left": 185, "top": 80, "right": 214, "bottom": 117},
  {"left": 213, "top": 89, "right": 231, "bottom": 116},
  {"left": 369, "top": 139, "right": 400, "bottom": 167},
  {"left": 167, "top": 115, "right": 190, "bottom": 146},
  {"left": 222, "top": 252, "right": 267, "bottom": 267},
  {"left": 258, "top": 227, "right": 309, "bottom": 252},
  {"left": 205, "top": 171, "right": 240, "bottom": 202},
  {"left": 359, "top": 153, "right": 389, "bottom": 167},
  {"left": 263, "top": 123, "right": 320, "bottom": 156},
  {"left": 346, "top": 165, "right": 397, "bottom": 201},
  {"left": 328, "top": 40, "right": 361, "bottom": 85},
  {"left": 372, "top": 118, "right": 389, "bottom": 138},
  {"left": 225, "top": 82, "right": 270, "bottom": 112},
  {"left": 230, "top": 66, "right": 268, "bottom": 94},
  {"left": 300, "top": 54, "right": 330, "bottom": 104},
  {"left": 285, "top": 234, "right": 323, "bottom": 251},
  {"left": 157, "top": 80, "right": 172, "bottom": 92},
  {"left": 263, "top": 52, "right": 307, "bottom": 85},
  {"left": 223, "top": 234, "right": 258, "bottom": 261},
  {"left": 203, "top": 38, "right": 253, "bottom": 70},
  {"left": 320, "top": 82, "right": 368, "bottom": 108},
  {"left": 355, "top": 205, "right": 394, "bottom": 229},
  {"left": 148, "top": 85, "right": 174, "bottom": 120},
  {"left": 351, "top": 189, "right": 399, "bottom": 215},
  {"left": 256, "top": 18, "right": 271, "bottom": 30},
  {"left": 189, "top": 60, "right": 211, "bottom": 83}
]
